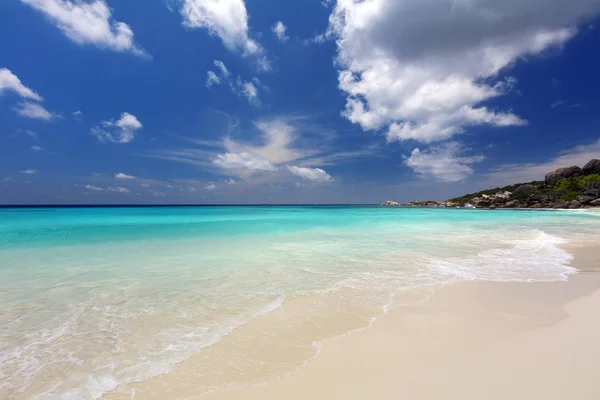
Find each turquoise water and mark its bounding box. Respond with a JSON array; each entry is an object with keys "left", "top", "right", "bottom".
[{"left": 1, "top": 206, "right": 599, "bottom": 399}]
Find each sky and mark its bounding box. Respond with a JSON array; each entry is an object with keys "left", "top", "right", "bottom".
[{"left": 1, "top": 0, "right": 600, "bottom": 205}]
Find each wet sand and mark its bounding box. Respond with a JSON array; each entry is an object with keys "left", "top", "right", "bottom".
[{"left": 199, "top": 246, "right": 600, "bottom": 400}]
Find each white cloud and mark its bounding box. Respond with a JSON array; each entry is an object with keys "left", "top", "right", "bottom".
[
  {"left": 20, "top": 169, "right": 38, "bottom": 174},
  {"left": 214, "top": 60, "right": 229, "bottom": 77},
  {"left": 213, "top": 152, "right": 277, "bottom": 171},
  {"left": 205, "top": 60, "right": 261, "bottom": 104},
  {"left": 151, "top": 116, "right": 375, "bottom": 183},
  {"left": 404, "top": 142, "right": 485, "bottom": 182},
  {"left": 31, "top": 145, "right": 44, "bottom": 151},
  {"left": 205, "top": 183, "right": 216, "bottom": 190},
  {"left": 108, "top": 186, "right": 130, "bottom": 193},
  {"left": 20, "top": 0, "right": 147, "bottom": 57},
  {"left": 17, "top": 129, "right": 38, "bottom": 138},
  {"left": 0, "top": 68, "right": 42, "bottom": 101},
  {"left": 328, "top": 0, "right": 600, "bottom": 143},
  {"left": 180, "top": 0, "right": 261, "bottom": 56},
  {"left": 206, "top": 70, "right": 221, "bottom": 87},
  {"left": 286, "top": 166, "right": 333, "bottom": 182},
  {"left": 240, "top": 81, "right": 258, "bottom": 102},
  {"left": 486, "top": 138, "right": 600, "bottom": 186},
  {"left": 13, "top": 101, "right": 57, "bottom": 120},
  {"left": 225, "top": 177, "right": 236, "bottom": 185},
  {"left": 115, "top": 172, "right": 135, "bottom": 179},
  {"left": 85, "top": 184, "right": 104, "bottom": 191},
  {"left": 91, "top": 112, "right": 142, "bottom": 143},
  {"left": 73, "top": 110, "right": 84, "bottom": 120},
  {"left": 272, "top": 21, "right": 289, "bottom": 42}
]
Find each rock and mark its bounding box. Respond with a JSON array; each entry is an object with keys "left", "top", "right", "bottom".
[
  {"left": 584, "top": 181, "right": 600, "bottom": 198},
  {"left": 528, "top": 192, "right": 558, "bottom": 203},
  {"left": 439, "top": 201, "right": 459, "bottom": 208},
  {"left": 381, "top": 201, "right": 400, "bottom": 207},
  {"left": 401, "top": 200, "right": 439, "bottom": 207},
  {"left": 528, "top": 203, "right": 542, "bottom": 209},
  {"left": 471, "top": 196, "right": 491, "bottom": 207},
  {"left": 545, "top": 166, "right": 583, "bottom": 187},
  {"left": 590, "top": 199, "right": 600, "bottom": 206},
  {"left": 488, "top": 205, "right": 497, "bottom": 210},
  {"left": 568, "top": 200, "right": 582, "bottom": 209},
  {"left": 514, "top": 184, "right": 535, "bottom": 196},
  {"left": 582, "top": 159, "right": 600, "bottom": 175},
  {"left": 553, "top": 200, "right": 570, "bottom": 209},
  {"left": 585, "top": 181, "right": 600, "bottom": 190},
  {"left": 505, "top": 200, "right": 521, "bottom": 208},
  {"left": 577, "top": 195, "right": 596, "bottom": 205}
]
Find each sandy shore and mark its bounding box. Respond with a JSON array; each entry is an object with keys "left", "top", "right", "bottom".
[{"left": 198, "top": 247, "right": 600, "bottom": 400}]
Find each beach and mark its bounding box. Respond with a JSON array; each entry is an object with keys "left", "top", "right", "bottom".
[
  {"left": 1, "top": 207, "right": 600, "bottom": 399},
  {"left": 200, "top": 246, "right": 600, "bottom": 400}
]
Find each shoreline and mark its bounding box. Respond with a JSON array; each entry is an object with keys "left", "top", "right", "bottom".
[
  {"left": 97, "top": 243, "right": 600, "bottom": 400},
  {"left": 198, "top": 245, "right": 600, "bottom": 400}
]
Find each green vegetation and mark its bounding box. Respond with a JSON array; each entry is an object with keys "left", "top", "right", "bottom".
[
  {"left": 560, "top": 191, "right": 580, "bottom": 201},
  {"left": 448, "top": 181, "right": 543, "bottom": 204},
  {"left": 554, "top": 174, "right": 600, "bottom": 192},
  {"left": 445, "top": 171, "right": 599, "bottom": 207}
]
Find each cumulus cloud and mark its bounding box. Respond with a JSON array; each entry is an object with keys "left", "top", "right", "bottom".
[
  {"left": 0, "top": 68, "right": 42, "bottom": 101},
  {"left": 20, "top": 169, "right": 38, "bottom": 174},
  {"left": 213, "top": 152, "right": 276, "bottom": 171},
  {"left": 205, "top": 60, "right": 261, "bottom": 104},
  {"left": 115, "top": 172, "right": 135, "bottom": 179},
  {"left": 13, "top": 101, "right": 57, "bottom": 120},
  {"left": 20, "top": 0, "right": 148, "bottom": 57},
  {"left": 328, "top": 0, "right": 600, "bottom": 143},
  {"left": 272, "top": 21, "right": 289, "bottom": 42},
  {"left": 205, "top": 183, "right": 216, "bottom": 190},
  {"left": 91, "top": 112, "right": 142, "bottom": 143},
  {"left": 180, "top": 0, "right": 263, "bottom": 58},
  {"left": 31, "top": 145, "right": 44, "bottom": 151},
  {"left": 286, "top": 166, "right": 333, "bottom": 182},
  {"left": 73, "top": 110, "right": 84, "bottom": 120},
  {"left": 404, "top": 142, "right": 484, "bottom": 182}
]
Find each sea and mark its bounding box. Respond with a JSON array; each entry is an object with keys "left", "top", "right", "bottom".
[{"left": 1, "top": 206, "right": 599, "bottom": 399}]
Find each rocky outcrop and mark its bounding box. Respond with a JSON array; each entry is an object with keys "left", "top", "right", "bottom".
[
  {"left": 584, "top": 181, "right": 600, "bottom": 198},
  {"left": 545, "top": 166, "right": 583, "bottom": 187},
  {"left": 401, "top": 200, "right": 439, "bottom": 207},
  {"left": 514, "top": 184, "right": 535, "bottom": 196},
  {"left": 439, "top": 159, "right": 600, "bottom": 210},
  {"left": 389, "top": 159, "right": 600, "bottom": 210},
  {"left": 381, "top": 201, "right": 400, "bottom": 207},
  {"left": 439, "top": 201, "right": 459, "bottom": 208},
  {"left": 582, "top": 159, "right": 600, "bottom": 175},
  {"left": 577, "top": 195, "right": 596, "bottom": 205}
]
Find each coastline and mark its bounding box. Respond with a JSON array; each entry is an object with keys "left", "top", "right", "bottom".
[
  {"left": 3, "top": 207, "right": 599, "bottom": 400},
  {"left": 96, "top": 243, "right": 600, "bottom": 400},
  {"left": 198, "top": 245, "right": 600, "bottom": 400}
]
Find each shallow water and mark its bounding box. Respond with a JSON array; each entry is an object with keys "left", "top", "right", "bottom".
[{"left": 1, "top": 206, "right": 599, "bottom": 399}]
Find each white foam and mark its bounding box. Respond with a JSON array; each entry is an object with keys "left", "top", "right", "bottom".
[{"left": 429, "top": 231, "right": 576, "bottom": 282}]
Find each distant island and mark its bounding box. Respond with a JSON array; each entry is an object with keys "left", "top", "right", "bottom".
[{"left": 383, "top": 159, "right": 600, "bottom": 209}]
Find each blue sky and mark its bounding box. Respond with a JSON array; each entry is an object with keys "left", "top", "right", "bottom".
[{"left": 1, "top": 0, "right": 600, "bottom": 205}]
